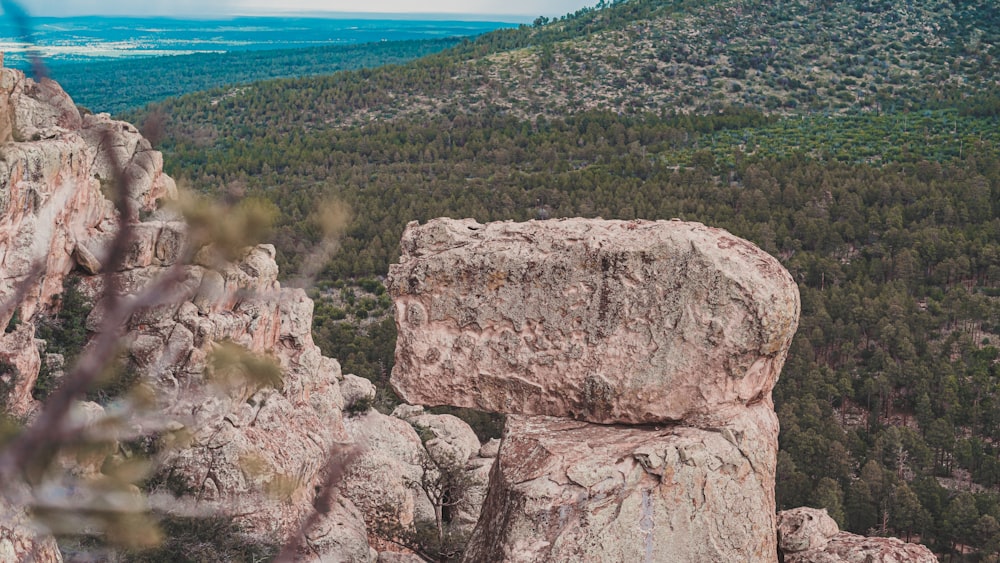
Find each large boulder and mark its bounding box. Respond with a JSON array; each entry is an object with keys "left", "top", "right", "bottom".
[
  {"left": 462, "top": 405, "right": 779, "bottom": 563},
  {"left": 342, "top": 410, "right": 428, "bottom": 532},
  {"left": 389, "top": 218, "right": 799, "bottom": 425},
  {"left": 341, "top": 407, "right": 492, "bottom": 540},
  {"left": 777, "top": 508, "right": 938, "bottom": 563}
]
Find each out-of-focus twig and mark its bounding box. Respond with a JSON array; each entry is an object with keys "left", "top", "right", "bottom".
[
  {"left": 0, "top": 128, "right": 195, "bottom": 482},
  {"left": 274, "top": 443, "right": 362, "bottom": 562},
  {"left": 0, "top": 0, "right": 46, "bottom": 79}
]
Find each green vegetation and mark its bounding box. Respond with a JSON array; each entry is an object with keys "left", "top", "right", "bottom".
[
  {"left": 32, "top": 277, "right": 91, "bottom": 402},
  {"left": 122, "top": 0, "right": 1000, "bottom": 557},
  {"left": 29, "top": 278, "right": 143, "bottom": 405},
  {"left": 0, "top": 359, "right": 16, "bottom": 412},
  {"left": 133, "top": 0, "right": 1000, "bottom": 130},
  {"left": 55, "top": 38, "right": 463, "bottom": 114}
]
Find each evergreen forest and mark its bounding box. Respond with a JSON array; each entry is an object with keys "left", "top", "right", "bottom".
[{"left": 53, "top": 38, "right": 464, "bottom": 114}]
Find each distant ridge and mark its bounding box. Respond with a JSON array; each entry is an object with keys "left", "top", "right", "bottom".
[{"left": 52, "top": 38, "right": 466, "bottom": 114}]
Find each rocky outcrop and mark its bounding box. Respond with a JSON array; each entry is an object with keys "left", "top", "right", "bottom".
[
  {"left": 777, "top": 508, "right": 937, "bottom": 563},
  {"left": 342, "top": 409, "right": 428, "bottom": 533},
  {"left": 389, "top": 218, "right": 799, "bottom": 426},
  {"left": 0, "top": 68, "right": 369, "bottom": 561},
  {"left": 0, "top": 497, "right": 63, "bottom": 563},
  {"left": 465, "top": 408, "right": 778, "bottom": 562},
  {"left": 389, "top": 218, "right": 801, "bottom": 563},
  {"left": 0, "top": 66, "right": 176, "bottom": 417},
  {"left": 341, "top": 404, "right": 492, "bottom": 549}
]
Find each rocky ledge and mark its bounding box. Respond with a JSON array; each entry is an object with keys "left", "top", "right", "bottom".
[{"left": 778, "top": 508, "right": 937, "bottom": 563}]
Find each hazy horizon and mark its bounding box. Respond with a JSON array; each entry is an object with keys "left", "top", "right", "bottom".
[{"left": 8, "top": 0, "right": 595, "bottom": 19}]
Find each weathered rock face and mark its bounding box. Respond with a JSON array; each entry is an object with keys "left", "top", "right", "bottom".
[
  {"left": 341, "top": 405, "right": 492, "bottom": 547},
  {"left": 342, "top": 410, "right": 428, "bottom": 533},
  {"left": 462, "top": 407, "right": 778, "bottom": 563},
  {"left": 389, "top": 217, "right": 800, "bottom": 563},
  {"left": 0, "top": 68, "right": 370, "bottom": 562},
  {"left": 388, "top": 218, "right": 799, "bottom": 426},
  {"left": 0, "top": 67, "right": 176, "bottom": 416},
  {"left": 776, "top": 506, "right": 841, "bottom": 553},
  {"left": 777, "top": 508, "right": 937, "bottom": 563},
  {"left": 0, "top": 497, "right": 63, "bottom": 563}
]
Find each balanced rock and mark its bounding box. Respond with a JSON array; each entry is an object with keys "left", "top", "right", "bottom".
[
  {"left": 462, "top": 406, "right": 779, "bottom": 562},
  {"left": 389, "top": 218, "right": 799, "bottom": 425}
]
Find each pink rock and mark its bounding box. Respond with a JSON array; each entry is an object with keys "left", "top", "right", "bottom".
[
  {"left": 389, "top": 218, "right": 799, "bottom": 425},
  {"left": 463, "top": 405, "right": 779, "bottom": 563},
  {"left": 0, "top": 496, "right": 63, "bottom": 563},
  {"left": 0, "top": 68, "right": 371, "bottom": 560},
  {"left": 814, "top": 534, "right": 938, "bottom": 563}
]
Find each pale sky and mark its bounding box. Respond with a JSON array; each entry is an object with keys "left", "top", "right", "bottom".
[{"left": 16, "top": 0, "right": 595, "bottom": 18}]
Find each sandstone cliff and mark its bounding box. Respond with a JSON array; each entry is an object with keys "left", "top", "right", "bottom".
[{"left": 0, "top": 67, "right": 374, "bottom": 561}]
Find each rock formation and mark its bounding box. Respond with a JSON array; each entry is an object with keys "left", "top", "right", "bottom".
[
  {"left": 0, "top": 496, "right": 63, "bottom": 563},
  {"left": 0, "top": 67, "right": 374, "bottom": 561},
  {"left": 389, "top": 217, "right": 801, "bottom": 562},
  {"left": 0, "top": 65, "right": 176, "bottom": 417},
  {"left": 389, "top": 217, "right": 798, "bottom": 426},
  {"left": 464, "top": 409, "right": 779, "bottom": 562},
  {"left": 340, "top": 402, "right": 492, "bottom": 554},
  {"left": 0, "top": 67, "right": 941, "bottom": 562},
  {"left": 777, "top": 508, "right": 937, "bottom": 563}
]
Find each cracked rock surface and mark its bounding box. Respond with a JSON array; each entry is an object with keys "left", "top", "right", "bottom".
[
  {"left": 777, "top": 508, "right": 937, "bottom": 563},
  {"left": 388, "top": 218, "right": 801, "bottom": 562},
  {"left": 0, "top": 68, "right": 372, "bottom": 561},
  {"left": 461, "top": 407, "right": 778, "bottom": 563},
  {"left": 388, "top": 217, "right": 799, "bottom": 426}
]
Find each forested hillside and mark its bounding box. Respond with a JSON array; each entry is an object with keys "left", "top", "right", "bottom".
[
  {"left": 54, "top": 38, "right": 462, "bottom": 114},
  {"left": 133, "top": 0, "right": 1000, "bottom": 557}
]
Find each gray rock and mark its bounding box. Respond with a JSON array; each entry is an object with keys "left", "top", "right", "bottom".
[
  {"left": 343, "top": 410, "right": 428, "bottom": 531},
  {"left": 479, "top": 438, "right": 501, "bottom": 458},
  {"left": 378, "top": 552, "right": 425, "bottom": 563},
  {"left": 409, "top": 412, "right": 481, "bottom": 466},
  {"left": 307, "top": 497, "right": 377, "bottom": 563},
  {"left": 340, "top": 373, "right": 377, "bottom": 412},
  {"left": 390, "top": 403, "right": 424, "bottom": 420},
  {"left": 777, "top": 507, "right": 840, "bottom": 553}
]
